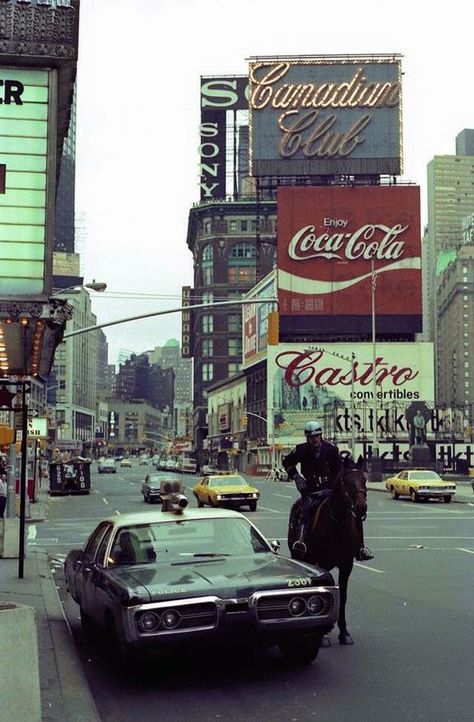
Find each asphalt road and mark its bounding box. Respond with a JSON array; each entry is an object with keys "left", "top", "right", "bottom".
[{"left": 29, "top": 464, "right": 474, "bottom": 722}]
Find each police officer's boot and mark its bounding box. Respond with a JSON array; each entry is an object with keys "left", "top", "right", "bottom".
[
  {"left": 354, "top": 518, "right": 374, "bottom": 561},
  {"left": 292, "top": 521, "right": 308, "bottom": 556}
]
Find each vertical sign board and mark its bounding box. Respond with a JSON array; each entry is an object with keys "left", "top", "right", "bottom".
[
  {"left": 200, "top": 76, "right": 248, "bottom": 201},
  {"left": 242, "top": 273, "right": 276, "bottom": 369},
  {"left": 0, "top": 68, "right": 53, "bottom": 295},
  {"left": 277, "top": 185, "right": 422, "bottom": 330},
  {"left": 249, "top": 57, "right": 402, "bottom": 177},
  {"left": 267, "top": 342, "right": 435, "bottom": 446}
]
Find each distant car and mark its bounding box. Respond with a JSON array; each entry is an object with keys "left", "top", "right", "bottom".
[
  {"left": 193, "top": 474, "right": 260, "bottom": 511},
  {"left": 64, "top": 500, "right": 339, "bottom": 665},
  {"left": 120, "top": 458, "right": 132, "bottom": 468},
  {"left": 180, "top": 458, "right": 198, "bottom": 474},
  {"left": 201, "top": 465, "right": 221, "bottom": 476},
  {"left": 139, "top": 456, "right": 149, "bottom": 466},
  {"left": 114, "top": 456, "right": 123, "bottom": 462},
  {"left": 164, "top": 459, "right": 178, "bottom": 471},
  {"left": 385, "top": 469, "right": 456, "bottom": 503},
  {"left": 98, "top": 459, "right": 117, "bottom": 474},
  {"left": 141, "top": 474, "right": 171, "bottom": 504}
]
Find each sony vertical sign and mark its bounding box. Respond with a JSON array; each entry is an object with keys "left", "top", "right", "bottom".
[{"left": 199, "top": 77, "right": 248, "bottom": 201}]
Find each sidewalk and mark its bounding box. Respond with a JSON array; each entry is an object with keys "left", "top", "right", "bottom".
[{"left": 0, "top": 488, "right": 101, "bottom": 722}]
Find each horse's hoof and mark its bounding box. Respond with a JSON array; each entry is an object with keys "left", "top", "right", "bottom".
[
  {"left": 338, "top": 633, "right": 354, "bottom": 645},
  {"left": 320, "top": 634, "right": 331, "bottom": 647}
]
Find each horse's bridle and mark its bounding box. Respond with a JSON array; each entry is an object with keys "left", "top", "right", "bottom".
[{"left": 333, "top": 468, "right": 368, "bottom": 522}]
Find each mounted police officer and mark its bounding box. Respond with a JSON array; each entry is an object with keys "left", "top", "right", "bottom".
[{"left": 283, "top": 421, "right": 373, "bottom": 561}]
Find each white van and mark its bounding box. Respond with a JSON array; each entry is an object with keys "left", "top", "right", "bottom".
[{"left": 180, "top": 458, "right": 197, "bottom": 474}]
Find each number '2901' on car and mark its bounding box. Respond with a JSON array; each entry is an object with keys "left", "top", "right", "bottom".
[{"left": 64, "top": 484, "right": 339, "bottom": 665}]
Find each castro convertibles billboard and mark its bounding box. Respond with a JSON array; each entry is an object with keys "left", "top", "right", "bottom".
[
  {"left": 249, "top": 56, "right": 402, "bottom": 177},
  {"left": 277, "top": 185, "right": 421, "bottom": 327},
  {"left": 267, "top": 342, "right": 434, "bottom": 445}
]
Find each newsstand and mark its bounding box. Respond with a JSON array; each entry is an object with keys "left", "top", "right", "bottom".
[{"left": 49, "top": 457, "right": 91, "bottom": 495}]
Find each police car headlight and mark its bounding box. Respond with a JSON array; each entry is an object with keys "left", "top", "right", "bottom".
[
  {"left": 252, "top": 493, "right": 258, "bottom": 499},
  {"left": 216, "top": 494, "right": 223, "bottom": 500},
  {"left": 138, "top": 611, "right": 160, "bottom": 632},
  {"left": 307, "top": 595, "right": 325, "bottom": 615},
  {"left": 288, "top": 597, "right": 306, "bottom": 617},
  {"left": 161, "top": 609, "right": 181, "bottom": 629}
]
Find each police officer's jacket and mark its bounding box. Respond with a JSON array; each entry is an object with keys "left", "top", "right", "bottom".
[{"left": 282, "top": 440, "right": 342, "bottom": 492}]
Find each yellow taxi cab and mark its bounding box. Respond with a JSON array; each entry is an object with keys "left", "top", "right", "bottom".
[
  {"left": 120, "top": 458, "right": 132, "bottom": 468},
  {"left": 193, "top": 473, "right": 259, "bottom": 511},
  {"left": 385, "top": 469, "right": 456, "bottom": 503}
]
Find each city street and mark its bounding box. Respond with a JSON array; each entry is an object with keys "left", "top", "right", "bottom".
[{"left": 28, "top": 464, "right": 474, "bottom": 722}]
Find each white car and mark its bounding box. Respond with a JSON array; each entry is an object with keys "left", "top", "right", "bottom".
[{"left": 139, "top": 456, "right": 149, "bottom": 466}]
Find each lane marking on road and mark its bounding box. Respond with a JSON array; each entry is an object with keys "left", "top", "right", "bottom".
[
  {"left": 354, "top": 563, "right": 384, "bottom": 574},
  {"left": 272, "top": 493, "right": 293, "bottom": 499},
  {"left": 115, "top": 510, "right": 121, "bottom": 515},
  {"left": 27, "top": 525, "right": 37, "bottom": 540},
  {"left": 367, "top": 535, "right": 474, "bottom": 539},
  {"left": 94, "top": 489, "right": 99, "bottom": 494},
  {"left": 128, "top": 482, "right": 136, "bottom": 486},
  {"left": 103, "top": 497, "right": 109, "bottom": 505},
  {"left": 458, "top": 548, "right": 474, "bottom": 555},
  {"left": 255, "top": 506, "right": 284, "bottom": 513}
]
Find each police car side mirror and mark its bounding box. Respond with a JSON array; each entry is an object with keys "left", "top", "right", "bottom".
[{"left": 270, "top": 540, "right": 281, "bottom": 554}]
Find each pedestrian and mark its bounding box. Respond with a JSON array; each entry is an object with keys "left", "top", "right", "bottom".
[{"left": 0, "top": 473, "right": 7, "bottom": 519}]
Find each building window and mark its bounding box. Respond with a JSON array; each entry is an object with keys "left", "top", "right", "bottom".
[
  {"left": 228, "top": 314, "right": 241, "bottom": 333},
  {"left": 204, "top": 220, "right": 211, "bottom": 234},
  {"left": 228, "top": 363, "right": 241, "bottom": 376},
  {"left": 228, "top": 290, "right": 244, "bottom": 300},
  {"left": 230, "top": 242, "right": 256, "bottom": 259},
  {"left": 202, "top": 290, "right": 213, "bottom": 305},
  {"left": 228, "top": 338, "right": 242, "bottom": 356},
  {"left": 229, "top": 220, "right": 238, "bottom": 232},
  {"left": 202, "top": 314, "right": 213, "bottom": 333},
  {"left": 202, "top": 363, "right": 213, "bottom": 382},
  {"left": 241, "top": 220, "right": 248, "bottom": 232},
  {"left": 202, "top": 339, "right": 213, "bottom": 357},
  {"left": 202, "top": 265, "right": 213, "bottom": 285},
  {"left": 202, "top": 244, "right": 213, "bottom": 261},
  {"left": 228, "top": 266, "right": 256, "bottom": 284}
]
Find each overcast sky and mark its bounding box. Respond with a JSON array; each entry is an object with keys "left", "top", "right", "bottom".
[{"left": 75, "top": 0, "right": 473, "bottom": 366}]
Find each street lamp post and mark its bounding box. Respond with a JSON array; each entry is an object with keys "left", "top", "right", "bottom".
[
  {"left": 371, "top": 259, "right": 378, "bottom": 458},
  {"left": 51, "top": 281, "right": 107, "bottom": 295}
]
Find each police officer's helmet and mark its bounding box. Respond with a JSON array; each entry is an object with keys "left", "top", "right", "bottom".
[{"left": 304, "top": 421, "right": 322, "bottom": 437}]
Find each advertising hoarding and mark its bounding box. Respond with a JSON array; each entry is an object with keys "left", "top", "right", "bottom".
[
  {"left": 249, "top": 57, "right": 402, "bottom": 177},
  {"left": 267, "top": 342, "right": 434, "bottom": 445},
  {"left": 200, "top": 76, "right": 248, "bottom": 201},
  {"left": 277, "top": 185, "right": 421, "bottom": 322},
  {"left": 242, "top": 272, "right": 276, "bottom": 369},
  {"left": 0, "top": 68, "right": 54, "bottom": 295}
]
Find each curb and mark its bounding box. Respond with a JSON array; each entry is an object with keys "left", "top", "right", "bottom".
[{"left": 33, "top": 551, "right": 102, "bottom": 722}]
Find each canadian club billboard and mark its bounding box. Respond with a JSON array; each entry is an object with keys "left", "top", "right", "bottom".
[
  {"left": 277, "top": 185, "right": 422, "bottom": 332},
  {"left": 267, "top": 342, "right": 435, "bottom": 446}
]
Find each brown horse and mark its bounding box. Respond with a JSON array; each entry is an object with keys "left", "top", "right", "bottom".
[{"left": 287, "top": 458, "right": 368, "bottom": 645}]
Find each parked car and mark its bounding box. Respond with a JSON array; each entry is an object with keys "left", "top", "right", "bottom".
[
  {"left": 98, "top": 459, "right": 117, "bottom": 474},
  {"left": 164, "top": 458, "right": 179, "bottom": 471},
  {"left": 193, "top": 474, "right": 260, "bottom": 511},
  {"left": 64, "top": 500, "right": 339, "bottom": 665},
  {"left": 120, "top": 458, "right": 132, "bottom": 468},
  {"left": 139, "top": 456, "right": 149, "bottom": 466},
  {"left": 180, "top": 458, "right": 198, "bottom": 474},
  {"left": 141, "top": 474, "right": 167, "bottom": 504},
  {"left": 385, "top": 469, "right": 456, "bottom": 503}
]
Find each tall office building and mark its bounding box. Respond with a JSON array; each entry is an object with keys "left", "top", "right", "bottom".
[{"left": 423, "top": 129, "right": 474, "bottom": 398}]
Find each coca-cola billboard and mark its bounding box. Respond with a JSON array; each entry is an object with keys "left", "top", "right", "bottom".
[
  {"left": 267, "top": 342, "right": 434, "bottom": 445},
  {"left": 277, "top": 186, "right": 421, "bottom": 324}
]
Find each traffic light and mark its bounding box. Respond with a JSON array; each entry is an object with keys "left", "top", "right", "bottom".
[{"left": 241, "top": 415, "right": 248, "bottom": 430}]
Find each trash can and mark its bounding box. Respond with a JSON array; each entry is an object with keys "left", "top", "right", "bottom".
[
  {"left": 455, "top": 459, "right": 469, "bottom": 475},
  {"left": 49, "top": 458, "right": 91, "bottom": 495}
]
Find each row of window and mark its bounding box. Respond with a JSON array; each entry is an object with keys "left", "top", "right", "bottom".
[
  {"left": 203, "top": 219, "right": 261, "bottom": 235},
  {"left": 202, "top": 266, "right": 257, "bottom": 285},
  {"left": 202, "top": 242, "right": 256, "bottom": 261},
  {"left": 201, "top": 339, "right": 242, "bottom": 357},
  {"left": 201, "top": 362, "right": 241, "bottom": 382},
  {"left": 202, "top": 314, "right": 242, "bottom": 333}
]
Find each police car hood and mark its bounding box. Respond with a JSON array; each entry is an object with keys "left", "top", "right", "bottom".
[{"left": 115, "top": 554, "right": 335, "bottom": 603}]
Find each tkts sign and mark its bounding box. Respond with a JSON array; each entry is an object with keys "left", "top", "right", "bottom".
[{"left": 277, "top": 185, "right": 421, "bottom": 319}]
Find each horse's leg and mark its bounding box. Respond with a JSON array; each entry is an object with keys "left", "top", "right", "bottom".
[{"left": 337, "top": 560, "right": 354, "bottom": 645}]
